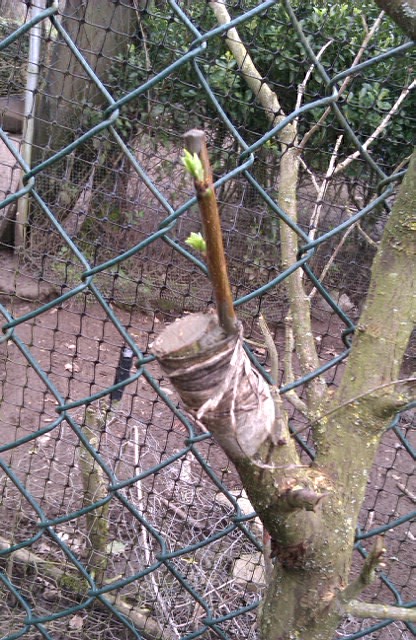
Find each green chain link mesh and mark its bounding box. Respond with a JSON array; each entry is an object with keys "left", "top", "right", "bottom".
[{"left": 0, "top": 2, "right": 414, "bottom": 639}]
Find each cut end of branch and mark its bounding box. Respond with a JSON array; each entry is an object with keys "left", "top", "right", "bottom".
[
  {"left": 152, "top": 311, "right": 275, "bottom": 459},
  {"left": 183, "top": 129, "right": 206, "bottom": 156}
]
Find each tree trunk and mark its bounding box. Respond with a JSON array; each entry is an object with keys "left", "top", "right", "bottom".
[
  {"left": 30, "top": 0, "right": 137, "bottom": 248},
  {"left": 34, "top": 0, "right": 136, "bottom": 149},
  {"left": 258, "top": 148, "right": 416, "bottom": 639},
  {"left": 373, "top": 0, "right": 416, "bottom": 39}
]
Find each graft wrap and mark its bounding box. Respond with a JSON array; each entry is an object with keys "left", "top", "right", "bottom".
[{"left": 152, "top": 312, "right": 275, "bottom": 459}]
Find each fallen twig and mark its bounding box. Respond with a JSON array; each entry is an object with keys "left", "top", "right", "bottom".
[{"left": 0, "top": 535, "right": 170, "bottom": 640}]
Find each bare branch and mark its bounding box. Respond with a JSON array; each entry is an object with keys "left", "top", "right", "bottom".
[
  {"left": 298, "top": 10, "right": 386, "bottom": 153},
  {"left": 299, "top": 156, "right": 321, "bottom": 193},
  {"left": 295, "top": 39, "right": 333, "bottom": 113},
  {"left": 79, "top": 407, "right": 110, "bottom": 586},
  {"left": 308, "top": 218, "right": 357, "bottom": 302},
  {"left": 334, "top": 78, "right": 416, "bottom": 175},
  {"left": 258, "top": 314, "right": 279, "bottom": 385},
  {"left": 339, "top": 536, "right": 385, "bottom": 603},
  {"left": 345, "top": 601, "right": 416, "bottom": 623},
  {"left": 356, "top": 222, "right": 379, "bottom": 249},
  {"left": 397, "top": 483, "right": 416, "bottom": 503},
  {"left": 209, "top": 0, "right": 284, "bottom": 127},
  {"left": 283, "top": 313, "right": 308, "bottom": 416},
  {"left": 258, "top": 314, "right": 291, "bottom": 445},
  {"left": 308, "top": 134, "right": 343, "bottom": 244}
]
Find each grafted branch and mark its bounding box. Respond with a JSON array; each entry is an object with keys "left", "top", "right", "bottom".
[{"left": 209, "top": 0, "right": 326, "bottom": 406}]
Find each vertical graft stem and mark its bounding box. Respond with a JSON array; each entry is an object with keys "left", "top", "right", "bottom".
[{"left": 184, "top": 129, "right": 237, "bottom": 336}]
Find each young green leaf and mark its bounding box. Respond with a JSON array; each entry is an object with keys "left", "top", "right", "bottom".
[
  {"left": 185, "top": 231, "right": 207, "bottom": 254},
  {"left": 182, "top": 149, "right": 205, "bottom": 182}
]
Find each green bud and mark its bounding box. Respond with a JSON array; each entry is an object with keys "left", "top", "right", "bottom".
[
  {"left": 185, "top": 231, "right": 207, "bottom": 254},
  {"left": 182, "top": 149, "right": 205, "bottom": 182}
]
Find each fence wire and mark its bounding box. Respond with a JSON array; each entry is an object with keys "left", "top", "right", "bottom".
[{"left": 0, "top": 1, "right": 415, "bottom": 639}]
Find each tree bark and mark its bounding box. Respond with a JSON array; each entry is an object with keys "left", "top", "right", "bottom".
[
  {"left": 30, "top": 0, "right": 137, "bottom": 245},
  {"left": 34, "top": 0, "right": 136, "bottom": 149},
  {"left": 259, "top": 148, "right": 416, "bottom": 639},
  {"left": 373, "top": 0, "right": 416, "bottom": 39}
]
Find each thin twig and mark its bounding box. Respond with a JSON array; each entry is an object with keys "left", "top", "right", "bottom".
[
  {"left": 334, "top": 78, "right": 416, "bottom": 176},
  {"left": 299, "top": 156, "right": 320, "bottom": 193},
  {"left": 132, "top": 424, "right": 180, "bottom": 638},
  {"left": 356, "top": 222, "right": 379, "bottom": 248},
  {"left": 158, "top": 496, "right": 209, "bottom": 531},
  {"left": 308, "top": 134, "right": 344, "bottom": 244},
  {"left": 308, "top": 219, "right": 357, "bottom": 303},
  {"left": 295, "top": 40, "right": 334, "bottom": 114},
  {"left": 292, "top": 377, "right": 416, "bottom": 436},
  {"left": 298, "top": 11, "right": 385, "bottom": 154},
  {"left": 397, "top": 483, "right": 416, "bottom": 504}
]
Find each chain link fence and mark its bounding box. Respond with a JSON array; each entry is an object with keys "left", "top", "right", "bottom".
[{"left": 0, "top": 1, "right": 415, "bottom": 639}]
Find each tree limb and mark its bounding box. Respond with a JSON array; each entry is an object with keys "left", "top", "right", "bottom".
[
  {"left": 208, "top": 1, "right": 284, "bottom": 127},
  {"left": 373, "top": 0, "right": 416, "bottom": 39},
  {"left": 338, "top": 536, "right": 385, "bottom": 604},
  {"left": 345, "top": 601, "right": 416, "bottom": 623}
]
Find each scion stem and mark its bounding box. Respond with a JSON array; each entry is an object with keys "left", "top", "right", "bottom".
[{"left": 183, "top": 129, "right": 237, "bottom": 336}]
